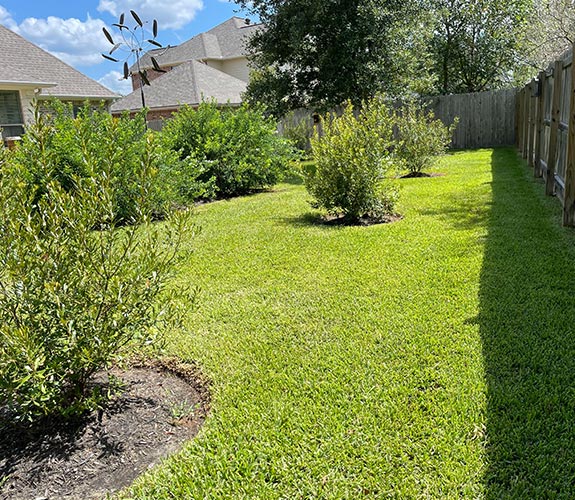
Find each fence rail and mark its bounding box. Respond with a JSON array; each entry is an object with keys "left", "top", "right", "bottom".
[{"left": 517, "top": 46, "right": 575, "bottom": 226}]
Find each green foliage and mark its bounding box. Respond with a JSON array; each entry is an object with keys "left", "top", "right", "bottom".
[
  {"left": 394, "top": 101, "right": 458, "bottom": 174},
  {"left": 280, "top": 111, "right": 314, "bottom": 155},
  {"left": 0, "top": 115, "right": 194, "bottom": 422},
  {"left": 305, "top": 99, "right": 398, "bottom": 220},
  {"left": 238, "top": 0, "right": 532, "bottom": 105},
  {"left": 11, "top": 101, "right": 196, "bottom": 221},
  {"left": 237, "top": 0, "right": 431, "bottom": 115},
  {"left": 161, "top": 101, "right": 294, "bottom": 198},
  {"left": 429, "top": 0, "right": 531, "bottom": 93}
]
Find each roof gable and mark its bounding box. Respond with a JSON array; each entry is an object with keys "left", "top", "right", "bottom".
[
  {"left": 111, "top": 60, "right": 246, "bottom": 112},
  {"left": 0, "top": 24, "right": 117, "bottom": 99},
  {"left": 137, "top": 17, "right": 260, "bottom": 70}
]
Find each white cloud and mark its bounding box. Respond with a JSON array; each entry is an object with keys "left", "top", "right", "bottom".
[
  {"left": 0, "top": 5, "right": 17, "bottom": 30},
  {"left": 15, "top": 15, "right": 110, "bottom": 67},
  {"left": 98, "top": 70, "right": 133, "bottom": 95},
  {"left": 97, "top": 0, "right": 204, "bottom": 30}
]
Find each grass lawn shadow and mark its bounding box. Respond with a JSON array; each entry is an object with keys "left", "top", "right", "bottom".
[{"left": 480, "top": 148, "right": 575, "bottom": 497}]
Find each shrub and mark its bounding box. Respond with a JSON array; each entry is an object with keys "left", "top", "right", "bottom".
[
  {"left": 161, "top": 101, "right": 294, "bottom": 198},
  {"left": 11, "top": 101, "right": 208, "bottom": 221},
  {"left": 280, "top": 110, "right": 314, "bottom": 155},
  {"left": 0, "top": 112, "right": 195, "bottom": 422},
  {"left": 394, "top": 101, "right": 458, "bottom": 175},
  {"left": 305, "top": 98, "right": 398, "bottom": 220}
]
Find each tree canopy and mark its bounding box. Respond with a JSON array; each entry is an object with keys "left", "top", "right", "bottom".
[
  {"left": 237, "top": 0, "right": 431, "bottom": 115},
  {"left": 429, "top": 0, "right": 531, "bottom": 94},
  {"left": 237, "top": 0, "right": 536, "bottom": 114}
]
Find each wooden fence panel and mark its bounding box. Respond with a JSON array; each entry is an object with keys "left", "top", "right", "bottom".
[
  {"left": 427, "top": 89, "right": 517, "bottom": 149},
  {"left": 515, "top": 44, "right": 575, "bottom": 226}
]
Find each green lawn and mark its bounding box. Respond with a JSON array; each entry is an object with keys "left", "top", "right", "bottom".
[{"left": 124, "top": 148, "right": 575, "bottom": 498}]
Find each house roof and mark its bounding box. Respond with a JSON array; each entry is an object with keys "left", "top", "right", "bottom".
[
  {"left": 110, "top": 60, "right": 247, "bottom": 113},
  {"left": 136, "top": 17, "right": 260, "bottom": 71},
  {"left": 0, "top": 24, "right": 117, "bottom": 100}
]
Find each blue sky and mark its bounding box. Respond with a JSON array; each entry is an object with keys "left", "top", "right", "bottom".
[{"left": 0, "top": 0, "right": 253, "bottom": 95}]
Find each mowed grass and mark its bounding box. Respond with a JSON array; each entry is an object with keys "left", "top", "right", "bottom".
[{"left": 123, "top": 148, "right": 575, "bottom": 498}]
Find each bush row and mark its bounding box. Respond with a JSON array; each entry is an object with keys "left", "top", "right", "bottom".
[
  {"left": 11, "top": 100, "right": 295, "bottom": 223},
  {"left": 0, "top": 99, "right": 292, "bottom": 422}
]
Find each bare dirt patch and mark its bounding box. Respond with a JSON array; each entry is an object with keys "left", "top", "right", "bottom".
[{"left": 0, "top": 358, "right": 209, "bottom": 500}]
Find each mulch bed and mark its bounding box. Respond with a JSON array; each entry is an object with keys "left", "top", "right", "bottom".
[
  {"left": 320, "top": 213, "right": 404, "bottom": 226},
  {"left": 0, "top": 358, "right": 209, "bottom": 500},
  {"left": 400, "top": 172, "right": 445, "bottom": 178}
]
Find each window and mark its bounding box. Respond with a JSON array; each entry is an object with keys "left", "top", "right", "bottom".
[{"left": 0, "top": 90, "right": 24, "bottom": 139}]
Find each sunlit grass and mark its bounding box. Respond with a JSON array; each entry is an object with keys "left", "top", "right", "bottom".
[{"left": 122, "top": 148, "right": 575, "bottom": 498}]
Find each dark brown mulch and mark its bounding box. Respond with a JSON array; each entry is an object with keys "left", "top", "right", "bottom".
[
  {"left": 400, "top": 171, "right": 446, "bottom": 178},
  {"left": 321, "top": 213, "right": 404, "bottom": 227},
  {"left": 0, "top": 358, "right": 209, "bottom": 500}
]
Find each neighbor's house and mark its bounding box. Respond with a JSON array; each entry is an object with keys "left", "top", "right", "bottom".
[
  {"left": 0, "top": 23, "right": 117, "bottom": 140},
  {"left": 111, "top": 17, "right": 260, "bottom": 121}
]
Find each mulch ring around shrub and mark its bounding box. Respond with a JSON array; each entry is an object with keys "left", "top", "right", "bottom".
[
  {"left": 399, "top": 172, "right": 446, "bottom": 178},
  {"left": 321, "top": 213, "right": 404, "bottom": 227},
  {"left": 0, "top": 358, "right": 209, "bottom": 500}
]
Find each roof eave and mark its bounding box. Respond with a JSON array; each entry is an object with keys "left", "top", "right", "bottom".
[
  {"left": 37, "top": 94, "right": 119, "bottom": 101},
  {"left": 0, "top": 80, "right": 57, "bottom": 89},
  {"left": 111, "top": 101, "right": 242, "bottom": 114}
]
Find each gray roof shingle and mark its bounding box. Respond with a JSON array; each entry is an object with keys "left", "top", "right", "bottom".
[
  {"left": 0, "top": 24, "right": 117, "bottom": 99},
  {"left": 110, "top": 60, "right": 246, "bottom": 112},
  {"left": 136, "top": 17, "right": 260, "bottom": 70}
]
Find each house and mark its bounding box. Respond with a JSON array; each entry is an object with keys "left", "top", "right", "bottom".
[
  {"left": 110, "top": 17, "right": 260, "bottom": 120},
  {"left": 0, "top": 24, "right": 117, "bottom": 140}
]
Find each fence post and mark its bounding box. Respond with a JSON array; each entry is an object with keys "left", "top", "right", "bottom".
[
  {"left": 534, "top": 71, "right": 545, "bottom": 177},
  {"left": 546, "top": 60, "right": 562, "bottom": 196},
  {"left": 523, "top": 86, "right": 530, "bottom": 159},
  {"left": 564, "top": 46, "right": 575, "bottom": 226},
  {"left": 518, "top": 88, "right": 525, "bottom": 152},
  {"left": 528, "top": 80, "right": 537, "bottom": 167},
  {"left": 515, "top": 91, "right": 521, "bottom": 149}
]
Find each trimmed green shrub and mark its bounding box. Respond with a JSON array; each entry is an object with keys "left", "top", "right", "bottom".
[
  {"left": 161, "top": 101, "right": 294, "bottom": 198},
  {"left": 0, "top": 111, "right": 194, "bottom": 422},
  {"left": 12, "top": 101, "right": 210, "bottom": 221},
  {"left": 394, "top": 101, "right": 458, "bottom": 175},
  {"left": 305, "top": 98, "right": 398, "bottom": 220}
]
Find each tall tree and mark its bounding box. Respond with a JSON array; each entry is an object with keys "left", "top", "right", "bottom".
[
  {"left": 429, "top": 0, "right": 531, "bottom": 94},
  {"left": 236, "top": 0, "right": 432, "bottom": 115},
  {"left": 525, "top": 0, "right": 575, "bottom": 70}
]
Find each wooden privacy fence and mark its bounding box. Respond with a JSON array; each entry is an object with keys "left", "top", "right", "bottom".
[
  {"left": 517, "top": 45, "right": 575, "bottom": 226},
  {"left": 278, "top": 89, "right": 517, "bottom": 151},
  {"left": 425, "top": 89, "right": 517, "bottom": 149}
]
